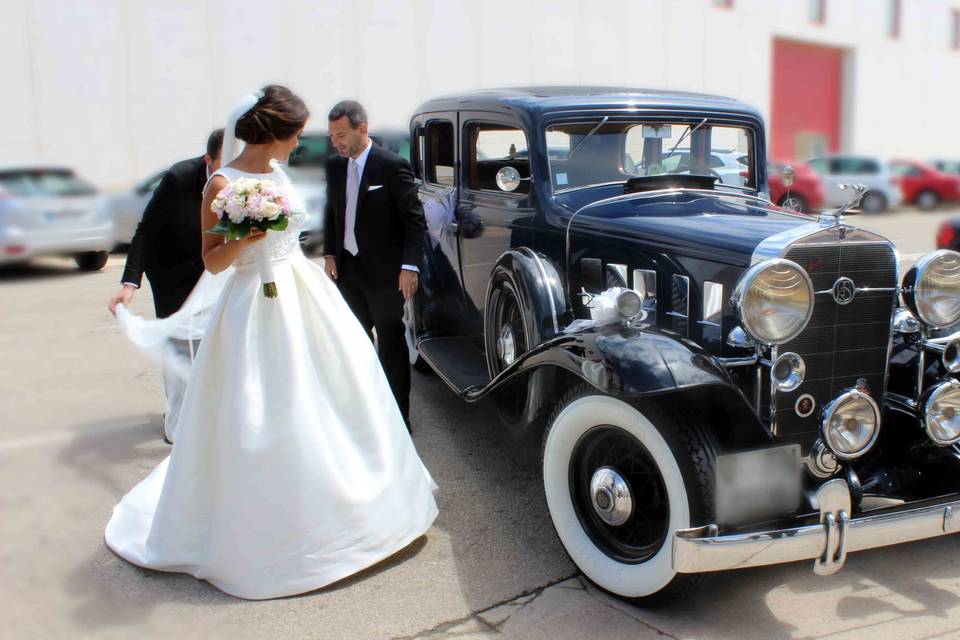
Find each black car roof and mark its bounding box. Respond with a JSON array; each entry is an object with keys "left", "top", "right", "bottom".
[{"left": 415, "top": 86, "right": 762, "bottom": 120}]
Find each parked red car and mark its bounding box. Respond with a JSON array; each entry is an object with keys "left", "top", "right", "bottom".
[
  {"left": 768, "top": 160, "right": 826, "bottom": 213},
  {"left": 890, "top": 159, "right": 960, "bottom": 210}
]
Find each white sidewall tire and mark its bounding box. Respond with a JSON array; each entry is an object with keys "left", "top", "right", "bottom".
[{"left": 543, "top": 395, "right": 688, "bottom": 598}]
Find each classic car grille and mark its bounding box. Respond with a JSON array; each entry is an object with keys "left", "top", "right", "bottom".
[{"left": 773, "top": 243, "right": 898, "bottom": 438}]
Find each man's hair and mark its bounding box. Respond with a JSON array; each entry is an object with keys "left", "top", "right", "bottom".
[
  {"left": 328, "top": 100, "right": 368, "bottom": 129},
  {"left": 206, "top": 128, "right": 224, "bottom": 159}
]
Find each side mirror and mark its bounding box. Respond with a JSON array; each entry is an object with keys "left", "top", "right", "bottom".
[
  {"left": 495, "top": 166, "right": 529, "bottom": 192},
  {"left": 781, "top": 165, "right": 796, "bottom": 189}
]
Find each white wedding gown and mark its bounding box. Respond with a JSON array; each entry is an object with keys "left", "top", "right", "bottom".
[{"left": 105, "top": 165, "right": 438, "bottom": 600}]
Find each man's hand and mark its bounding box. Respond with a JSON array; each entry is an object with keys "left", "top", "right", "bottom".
[
  {"left": 109, "top": 284, "right": 137, "bottom": 315},
  {"left": 324, "top": 256, "right": 338, "bottom": 280},
  {"left": 399, "top": 269, "right": 419, "bottom": 300}
]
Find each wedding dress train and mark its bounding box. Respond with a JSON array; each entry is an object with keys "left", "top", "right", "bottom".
[{"left": 105, "top": 165, "right": 438, "bottom": 600}]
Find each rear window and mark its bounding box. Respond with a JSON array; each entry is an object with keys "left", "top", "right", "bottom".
[{"left": 0, "top": 170, "right": 96, "bottom": 197}]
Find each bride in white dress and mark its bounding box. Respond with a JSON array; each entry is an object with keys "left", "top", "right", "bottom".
[{"left": 105, "top": 85, "right": 438, "bottom": 600}]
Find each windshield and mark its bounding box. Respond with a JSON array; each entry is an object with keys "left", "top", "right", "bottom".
[
  {"left": 545, "top": 121, "right": 755, "bottom": 193},
  {"left": 0, "top": 170, "right": 96, "bottom": 197}
]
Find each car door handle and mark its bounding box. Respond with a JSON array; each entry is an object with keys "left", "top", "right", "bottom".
[{"left": 449, "top": 221, "right": 459, "bottom": 233}]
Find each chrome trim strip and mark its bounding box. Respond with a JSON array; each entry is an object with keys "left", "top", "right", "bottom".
[
  {"left": 673, "top": 481, "right": 960, "bottom": 574},
  {"left": 606, "top": 263, "right": 628, "bottom": 288},
  {"left": 632, "top": 268, "right": 657, "bottom": 313}
]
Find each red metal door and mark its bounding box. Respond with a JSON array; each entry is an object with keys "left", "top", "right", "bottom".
[{"left": 771, "top": 39, "right": 844, "bottom": 161}]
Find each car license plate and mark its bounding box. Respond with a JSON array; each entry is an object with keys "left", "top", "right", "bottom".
[
  {"left": 44, "top": 209, "right": 81, "bottom": 223},
  {"left": 715, "top": 444, "right": 802, "bottom": 526}
]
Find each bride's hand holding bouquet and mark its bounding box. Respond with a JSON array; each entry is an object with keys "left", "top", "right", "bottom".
[{"left": 207, "top": 177, "right": 292, "bottom": 297}]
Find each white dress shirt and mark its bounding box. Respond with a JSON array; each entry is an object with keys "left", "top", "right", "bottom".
[{"left": 331, "top": 139, "right": 418, "bottom": 273}]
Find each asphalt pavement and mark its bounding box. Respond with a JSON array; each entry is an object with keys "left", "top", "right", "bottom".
[{"left": 0, "top": 207, "right": 957, "bottom": 640}]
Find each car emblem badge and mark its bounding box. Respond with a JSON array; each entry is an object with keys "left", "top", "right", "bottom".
[
  {"left": 795, "top": 394, "right": 816, "bottom": 418},
  {"left": 831, "top": 277, "right": 856, "bottom": 306}
]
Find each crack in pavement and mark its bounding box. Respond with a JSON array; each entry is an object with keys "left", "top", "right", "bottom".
[
  {"left": 583, "top": 580, "right": 682, "bottom": 640},
  {"left": 391, "top": 573, "right": 579, "bottom": 640}
]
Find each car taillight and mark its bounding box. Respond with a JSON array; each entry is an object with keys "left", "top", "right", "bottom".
[
  {"left": 3, "top": 244, "right": 26, "bottom": 255},
  {"left": 937, "top": 222, "right": 956, "bottom": 249}
]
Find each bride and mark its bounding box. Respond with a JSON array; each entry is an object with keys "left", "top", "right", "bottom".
[{"left": 105, "top": 85, "right": 438, "bottom": 600}]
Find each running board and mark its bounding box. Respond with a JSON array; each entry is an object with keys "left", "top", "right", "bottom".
[{"left": 418, "top": 337, "right": 491, "bottom": 396}]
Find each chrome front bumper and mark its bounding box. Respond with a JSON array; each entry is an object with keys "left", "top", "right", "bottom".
[{"left": 673, "top": 479, "right": 960, "bottom": 575}]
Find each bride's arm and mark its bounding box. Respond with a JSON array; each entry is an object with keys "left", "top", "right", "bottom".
[{"left": 201, "top": 175, "right": 266, "bottom": 274}]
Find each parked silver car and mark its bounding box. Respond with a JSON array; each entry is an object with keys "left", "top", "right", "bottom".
[
  {"left": 0, "top": 167, "right": 114, "bottom": 270},
  {"left": 807, "top": 155, "right": 903, "bottom": 213},
  {"left": 106, "top": 169, "right": 166, "bottom": 246}
]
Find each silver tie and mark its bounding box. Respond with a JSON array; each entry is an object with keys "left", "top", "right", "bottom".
[{"left": 344, "top": 159, "right": 360, "bottom": 256}]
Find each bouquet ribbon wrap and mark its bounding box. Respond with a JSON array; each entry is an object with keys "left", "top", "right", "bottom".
[{"left": 255, "top": 239, "right": 278, "bottom": 298}]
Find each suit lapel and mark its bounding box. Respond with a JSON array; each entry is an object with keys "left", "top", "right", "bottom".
[{"left": 356, "top": 144, "right": 380, "bottom": 219}]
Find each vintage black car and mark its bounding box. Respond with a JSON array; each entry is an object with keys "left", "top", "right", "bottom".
[{"left": 404, "top": 87, "right": 960, "bottom": 604}]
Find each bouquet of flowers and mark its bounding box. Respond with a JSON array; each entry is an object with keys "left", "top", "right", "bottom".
[{"left": 208, "top": 178, "right": 293, "bottom": 298}]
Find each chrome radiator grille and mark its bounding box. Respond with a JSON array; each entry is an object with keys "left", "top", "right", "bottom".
[{"left": 772, "top": 242, "right": 898, "bottom": 438}]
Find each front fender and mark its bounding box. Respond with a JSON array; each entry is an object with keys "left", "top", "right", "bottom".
[{"left": 467, "top": 323, "right": 763, "bottom": 438}]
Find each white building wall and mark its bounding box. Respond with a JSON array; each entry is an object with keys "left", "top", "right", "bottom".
[{"left": 2, "top": 0, "right": 959, "bottom": 188}]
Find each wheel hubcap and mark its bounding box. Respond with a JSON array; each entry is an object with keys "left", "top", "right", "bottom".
[
  {"left": 498, "top": 323, "right": 516, "bottom": 365},
  {"left": 590, "top": 466, "right": 633, "bottom": 526}
]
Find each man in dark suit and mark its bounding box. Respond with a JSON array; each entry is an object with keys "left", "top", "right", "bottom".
[
  {"left": 109, "top": 128, "right": 223, "bottom": 318},
  {"left": 323, "top": 101, "right": 426, "bottom": 429},
  {"left": 108, "top": 128, "right": 223, "bottom": 443}
]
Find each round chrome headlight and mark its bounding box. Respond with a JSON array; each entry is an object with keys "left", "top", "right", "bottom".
[
  {"left": 615, "top": 289, "right": 642, "bottom": 319},
  {"left": 732, "top": 259, "right": 814, "bottom": 345},
  {"left": 821, "top": 389, "right": 881, "bottom": 460},
  {"left": 904, "top": 250, "right": 960, "bottom": 329},
  {"left": 924, "top": 379, "right": 960, "bottom": 446}
]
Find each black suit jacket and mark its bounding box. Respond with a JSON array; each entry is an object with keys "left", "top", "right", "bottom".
[
  {"left": 323, "top": 143, "right": 426, "bottom": 284},
  {"left": 122, "top": 156, "right": 207, "bottom": 318}
]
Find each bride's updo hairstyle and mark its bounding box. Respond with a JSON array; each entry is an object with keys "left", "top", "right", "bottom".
[{"left": 234, "top": 84, "right": 309, "bottom": 144}]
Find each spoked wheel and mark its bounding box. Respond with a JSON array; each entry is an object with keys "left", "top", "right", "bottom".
[
  {"left": 542, "top": 385, "right": 718, "bottom": 605},
  {"left": 570, "top": 426, "right": 670, "bottom": 564},
  {"left": 485, "top": 271, "right": 532, "bottom": 424}
]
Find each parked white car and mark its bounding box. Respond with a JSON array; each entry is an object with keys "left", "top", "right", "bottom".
[
  {"left": 0, "top": 167, "right": 114, "bottom": 270},
  {"left": 806, "top": 155, "right": 903, "bottom": 213},
  {"left": 105, "top": 169, "right": 166, "bottom": 246},
  {"left": 655, "top": 148, "right": 748, "bottom": 187}
]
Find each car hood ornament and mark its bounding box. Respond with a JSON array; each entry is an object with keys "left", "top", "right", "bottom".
[{"left": 820, "top": 183, "right": 867, "bottom": 227}]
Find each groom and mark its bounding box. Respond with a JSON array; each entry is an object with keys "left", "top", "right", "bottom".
[{"left": 323, "top": 100, "right": 426, "bottom": 429}]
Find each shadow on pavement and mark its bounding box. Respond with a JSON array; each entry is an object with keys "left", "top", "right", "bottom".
[{"left": 53, "top": 414, "right": 244, "bottom": 633}]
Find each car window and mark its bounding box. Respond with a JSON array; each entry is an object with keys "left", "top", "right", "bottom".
[
  {"left": 465, "top": 123, "right": 530, "bottom": 194},
  {"left": 833, "top": 158, "right": 879, "bottom": 174},
  {"left": 807, "top": 158, "right": 828, "bottom": 174},
  {"left": 426, "top": 120, "right": 455, "bottom": 187},
  {"left": 29, "top": 171, "right": 96, "bottom": 196},
  {"left": 289, "top": 135, "right": 333, "bottom": 167},
  {"left": 892, "top": 163, "right": 922, "bottom": 177},
  {"left": 544, "top": 121, "right": 755, "bottom": 192},
  {"left": 0, "top": 173, "right": 36, "bottom": 197}
]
